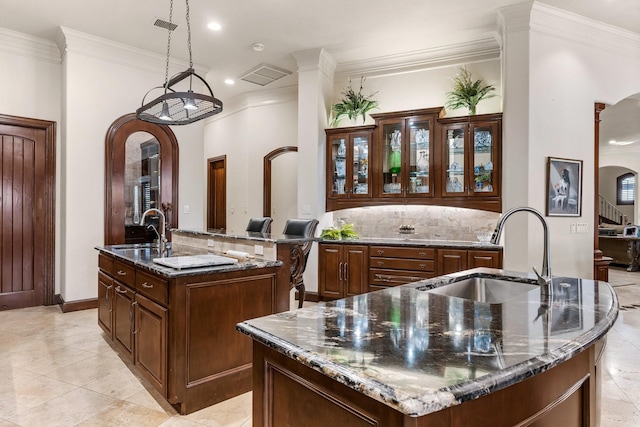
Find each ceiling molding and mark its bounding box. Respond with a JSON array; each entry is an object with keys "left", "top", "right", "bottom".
[
  {"left": 204, "top": 85, "right": 298, "bottom": 124},
  {"left": 56, "top": 26, "right": 209, "bottom": 77},
  {"left": 334, "top": 36, "right": 502, "bottom": 79},
  {"left": 529, "top": 2, "right": 640, "bottom": 56},
  {"left": 0, "top": 27, "right": 60, "bottom": 63}
]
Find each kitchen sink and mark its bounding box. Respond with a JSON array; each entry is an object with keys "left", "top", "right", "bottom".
[{"left": 421, "top": 277, "right": 538, "bottom": 303}]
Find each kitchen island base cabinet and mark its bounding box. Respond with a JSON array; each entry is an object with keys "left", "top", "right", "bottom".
[
  {"left": 251, "top": 339, "right": 601, "bottom": 427},
  {"left": 98, "top": 251, "right": 283, "bottom": 415}
]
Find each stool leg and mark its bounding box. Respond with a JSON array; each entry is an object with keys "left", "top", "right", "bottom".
[{"left": 296, "top": 282, "right": 305, "bottom": 308}]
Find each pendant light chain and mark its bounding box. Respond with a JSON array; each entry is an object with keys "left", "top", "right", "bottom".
[
  {"left": 185, "top": 0, "right": 193, "bottom": 69},
  {"left": 163, "top": 0, "right": 174, "bottom": 92}
]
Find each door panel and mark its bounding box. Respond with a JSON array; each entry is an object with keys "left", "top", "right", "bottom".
[{"left": 0, "top": 115, "right": 55, "bottom": 310}]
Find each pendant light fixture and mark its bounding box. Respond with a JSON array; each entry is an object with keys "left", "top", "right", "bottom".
[{"left": 137, "top": 0, "right": 223, "bottom": 125}]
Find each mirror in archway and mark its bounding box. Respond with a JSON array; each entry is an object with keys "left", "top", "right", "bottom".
[
  {"left": 124, "top": 132, "right": 162, "bottom": 243},
  {"left": 104, "top": 113, "right": 179, "bottom": 246}
]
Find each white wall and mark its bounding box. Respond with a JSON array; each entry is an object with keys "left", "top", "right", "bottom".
[
  {"left": 500, "top": 2, "right": 640, "bottom": 279},
  {"left": 203, "top": 88, "right": 298, "bottom": 234}
]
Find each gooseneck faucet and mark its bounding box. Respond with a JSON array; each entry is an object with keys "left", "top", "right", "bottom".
[
  {"left": 139, "top": 208, "right": 168, "bottom": 255},
  {"left": 490, "top": 206, "right": 552, "bottom": 287}
]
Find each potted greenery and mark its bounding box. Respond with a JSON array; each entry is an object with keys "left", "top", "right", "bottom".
[
  {"left": 320, "top": 223, "right": 359, "bottom": 240},
  {"left": 445, "top": 66, "right": 496, "bottom": 115},
  {"left": 330, "top": 77, "right": 379, "bottom": 127}
]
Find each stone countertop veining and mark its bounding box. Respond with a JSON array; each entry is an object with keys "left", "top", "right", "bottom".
[
  {"left": 236, "top": 268, "right": 618, "bottom": 417},
  {"left": 95, "top": 243, "right": 282, "bottom": 278},
  {"left": 172, "top": 228, "right": 320, "bottom": 244}
]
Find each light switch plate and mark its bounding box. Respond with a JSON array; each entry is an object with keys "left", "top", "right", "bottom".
[{"left": 183, "top": 204, "right": 190, "bottom": 214}]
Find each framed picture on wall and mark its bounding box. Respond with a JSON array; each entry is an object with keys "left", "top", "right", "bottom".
[{"left": 546, "top": 157, "right": 582, "bottom": 217}]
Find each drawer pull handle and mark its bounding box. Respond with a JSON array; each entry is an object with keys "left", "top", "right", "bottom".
[
  {"left": 377, "top": 250, "right": 384, "bottom": 255},
  {"left": 339, "top": 262, "right": 343, "bottom": 281},
  {"left": 141, "top": 282, "right": 154, "bottom": 289},
  {"left": 419, "top": 264, "right": 426, "bottom": 269},
  {"left": 419, "top": 252, "right": 426, "bottom": 256},
  {"left": 115, "top": 286, "right": 127, "bottom": 294},
  {"left": 117, "top": 270, "right": 127, "bottom": 276},
  {"left": 377, "top": 261, "right": 384, "bottom": 266}
]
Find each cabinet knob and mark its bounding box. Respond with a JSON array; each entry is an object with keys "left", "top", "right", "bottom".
[
  {"left": 419, "top": 252, "right": 426, "bottom": 256},
  {"left": 419, "top": 264, "right": 426, "bottom": 269},
  {"left": 377, "top": 250, "right": 384, "bottom": 255}
]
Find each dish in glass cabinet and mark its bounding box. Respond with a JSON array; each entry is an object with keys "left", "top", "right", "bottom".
[
  {"left": 474, "top": 131, "right": 492, "bottom": 148},
  {"left": 415, "top": 129, "right": 429, "bottom": 143}
]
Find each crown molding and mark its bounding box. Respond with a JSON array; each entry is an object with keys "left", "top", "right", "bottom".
[
  {"left": 56, "top": 26, "right": 209, "bottom": 77},
  {"left": 334, "top": 36, "right": 501, "bottom": 79},
  {"left": 528, "top": 2, "right": 640, "bottom": 56},
  {"left": 204, "top": 85, "right": 298, "bottom": 124},
  {"left": 0, "top": 27, "right": 60, "bottom": 63}
]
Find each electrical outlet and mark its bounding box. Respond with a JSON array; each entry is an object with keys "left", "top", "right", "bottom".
[
  {"left": 302, "top": 204, "right": 311, "bottom": 215},
  {"left": 207, "top": 239, "right": 214, "bottom": 247},
  {"left": 254, "top": 245, "right": 264, "bottom": 256},
  {"left": 570, "top": 223, "right": 577, "bottom": 234}
]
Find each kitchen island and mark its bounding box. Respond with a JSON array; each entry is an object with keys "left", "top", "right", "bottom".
[
  {"left": 237, "top": 268, "right": 618, "bottom": 426},
  {"left": 95, "top": 229, "right": 314, "bottom": 414}
]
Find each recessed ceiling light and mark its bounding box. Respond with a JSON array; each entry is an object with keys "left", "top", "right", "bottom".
[
  {"left": 609, "top": 140, "right": 636, "bottom": 146},
  {"left": 224, "top": 79, "right": 235, "bottom": 85},
  {"left": 207, "top": 22, "right": 222, "bottom": 31}
]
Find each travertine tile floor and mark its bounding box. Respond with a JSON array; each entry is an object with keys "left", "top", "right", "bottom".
[{"left": 1, "top": 272, "right": 640, "bottom": 426}]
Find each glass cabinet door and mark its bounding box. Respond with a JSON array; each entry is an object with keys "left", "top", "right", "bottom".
[
  {"left": 470, "top": 122, "right": 498, "bottom": 197},
  {"left": 381, "top": 122, "right": 403, "bottom": 196},
  {"left": 352, "top": 134, "right": 370, "bottom": 197},
  {"left": 408, "top": 119, "right": 431, "bottom": 196},
  {"left": 444, "top": 126, "right": 466, "bottom": 195},
  {"left": 329, "top": 135, "right": 348, "bottom": 198},
  {"left": 328, "top": 131, "right": 371, "bottom": 198}
]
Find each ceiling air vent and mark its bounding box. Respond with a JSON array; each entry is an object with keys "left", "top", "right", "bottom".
[
  {"left": 153, "top": 18, "right": 177, "bottom": 31},
  {"left": 240, "top": 63, "right": 292, "bottom": 86}
]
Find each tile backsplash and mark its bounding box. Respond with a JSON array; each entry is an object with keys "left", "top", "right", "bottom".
[{"left": 332, "top": 205, "right": 500, "bottom": 242}]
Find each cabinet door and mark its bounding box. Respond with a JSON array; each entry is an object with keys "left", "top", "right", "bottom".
[
  {"left": 468, "top": 250, "right": 502, "bottom": 269},
  {"left": 377, "top": 119, "right": 404, "bottom": 197},
  {"left": 469, "top": 121, "right": 500, "bottom": 197},
  {"left": 113, "top": 282, "right": 136, "bottom": 361},
  {"left": 438, "top": 249, "right": 468, "bottom": 275},
  {"left": 442, "top": 124, "right": 467, "bottom": 197},
  {"left": 135, "top": 293, "right": 167, "bottom": 396},
  {"left": 98, "top": 272, "right": 113, "bottom": 337},
  {"left": 344, "top": 245, "right": 369, "bottom": 297},
  {"left": 327, "top": 129, "right": 373, "bottom": 201},
  {"left": 407, "top": 117, "right": 433, "bottom": 197},
  {"left": 318, "top": 244, "right": 343, "bottom": 299}
]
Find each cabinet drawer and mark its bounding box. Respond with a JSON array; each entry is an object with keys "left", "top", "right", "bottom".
[
  {"left": 113, "top": 259, "right": 136, "bottom": 287},
  {"left": 136, "top": 270, "right": 169, "bottom": 306},
  {"left": 370, "top": 268, "right": 434, "bottom": 286},
  {"left": 370, "top": 246, "right": 434, "bottom": 260},
  {"left": 370, "top": 257, "right": 435, "bottom": 272},
  {"left": 98, "top": 253, "right": 114, "bottom": 275}
]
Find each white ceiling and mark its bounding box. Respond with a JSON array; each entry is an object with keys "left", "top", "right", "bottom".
[{"left": 0, "top": 0, "right": 638, "bottom": 147}]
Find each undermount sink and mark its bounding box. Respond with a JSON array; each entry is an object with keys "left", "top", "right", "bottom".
[{"left": 421, "top": 277, "right": 538, "bottom": 303}]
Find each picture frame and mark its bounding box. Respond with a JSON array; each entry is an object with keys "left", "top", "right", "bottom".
[{"left": 546, "top": 157, "right": 582, "bottom": 217}]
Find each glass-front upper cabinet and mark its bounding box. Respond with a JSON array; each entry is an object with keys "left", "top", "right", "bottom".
[
  {"left": 440, "top": 115, "right": 501, "bottom": 198},
  {"left": 470, "top": 121, "right": 500, "bottom": 197},
  {"left": 443, "top": 125, "right": 466, "bottom": 196},
  {"left": 326, "top": 127, "right": 374, "bottom": 209},
  {"left": 374, "top": 109, "right": 440, "bottom": 199}
]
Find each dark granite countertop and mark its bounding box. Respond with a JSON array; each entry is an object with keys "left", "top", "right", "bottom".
[
  {"left": 173, "top": 228, "right": 320, "bottom": 244},
  {"left": 321, "top": 236, "right": 502, "bottom": 249},
  {"left": 95, "top": 243, "right": 282, "bottom": 278},
  {"left": 237, "top": 268, "right": 618, "bottom": 417}
]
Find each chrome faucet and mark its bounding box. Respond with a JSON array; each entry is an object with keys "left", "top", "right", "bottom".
[
  {"left": 139, "top": 208, "right": 168, "bottom": 255},
  {"left": 490, "top": 206, "right": 552, "bottom": 287}
]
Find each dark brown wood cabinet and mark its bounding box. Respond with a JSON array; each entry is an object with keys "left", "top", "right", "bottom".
[
  {"left": 325, "top": 108, "right": 502, "bottom": 213},
  {"left": 319, "top": 244, "right": 369, "bottom": 299},
  {"left": 97, "top": 252, "right": 283, "bottom": 414},
  {"left": 318, "top": 243, "right": 502, "bottom": 300}
]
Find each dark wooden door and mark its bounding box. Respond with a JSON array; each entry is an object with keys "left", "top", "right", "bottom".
[
  {"left": 207, "top": 156, "right": 226, "bottom": 230},
  {"left": 113, "top": 282, "right": 135, "bottom": 361},
  {"left": 438, "top": 249, "right": 468, "bottom": 275},
  {"left": 135, "top": 293, "right": 167, "bottom": 396},
  {"left": 344, "top": 245, "right": 369, "bottom": 297},
  {"left": 0, "top": 115, "right": 55, "bottom": 310},
  {"left": 318, "top": 244, "right": 343, "bottom": 299}
]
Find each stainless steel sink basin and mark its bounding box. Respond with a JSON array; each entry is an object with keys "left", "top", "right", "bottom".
[{"left": 422, "top": 277, "right": 538, "bottom": 303}]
